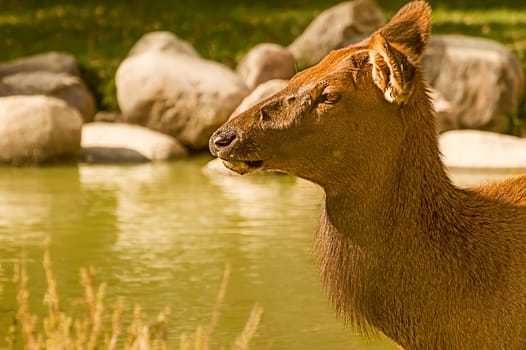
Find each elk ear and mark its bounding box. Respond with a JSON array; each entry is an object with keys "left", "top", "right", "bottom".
[
  {"left": 367, "top": 1, "right": 430, "bottom": 105},
  {"left": 368, "top": 32, "right": 416, "bottom": 105},
  {"left": 378, "top": 0, "right": 431, "bottom": 63}
]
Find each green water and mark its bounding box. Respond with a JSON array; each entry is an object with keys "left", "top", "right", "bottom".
[{"left": 0, "top": 157, "right": 520, "bottom": 349}]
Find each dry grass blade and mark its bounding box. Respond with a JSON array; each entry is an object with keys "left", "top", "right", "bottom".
[
  {"left": 179, "top": 332, "right": 192, "bottom": 350},
  {"left": 0, "top": 263, "right": 3, "bottom": 296},
  {"left": 13, "top": 259, "right": 41, "bottom": 350},
  {"left": 43, "top": 238, "right": 60, "bottom": 316},
  {"left": 205, "top": 263, "right": 232, "bottom": 349},
  {"left": 180, "top": 263, "right": 263, "bottom": 350},
  {"left": 126, "top": 304, "right": 144, "bottom": 349},
  {"left": 150, "top": 307, "right": 171, "bottom": 345},
  {"left": 80, "top": 266, "right": 106, "bottom": 350},
  {"left": 42, "top": 237, "right": 76, "bottom": 349},
  {"left": 4, "top": 324, "right": 16, "bottom": 350},
  {"left": 107, "top": 297, "right": 125, "bottom": 350},
  {"left": 232, "top": 305, "right": 264, "bottom": 350}
]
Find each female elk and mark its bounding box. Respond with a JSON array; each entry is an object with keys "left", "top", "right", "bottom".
[{"left": 210, "top": 2, "right": 526, "bottom": 349}]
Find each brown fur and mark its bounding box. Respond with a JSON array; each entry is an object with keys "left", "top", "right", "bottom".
[{"left": 209, "top": 2, "right": 526, "bottom": 349}]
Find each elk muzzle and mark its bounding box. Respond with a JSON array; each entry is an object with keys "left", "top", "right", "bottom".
[{"left": 209, "top": 125, "right": 265, "bottom": 175}]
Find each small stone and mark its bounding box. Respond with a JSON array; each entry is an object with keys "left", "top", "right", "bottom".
[
  {"left": 81, "top": 122, "right": 188, "bottom": 163},
  {"left": 288, "top": 0, "right": 385, "bottom": 68},
  {"left": 0, "top": 71, "right": 96, "bottom": 122},
  {"left": 0, "top": 51, "right": 80, "bottom": 78},
  {"left": 237, "top": 43, "right": 296, "bottom": 90}
]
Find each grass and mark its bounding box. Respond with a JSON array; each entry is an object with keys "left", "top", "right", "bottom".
[
  {"left": 0, "top": 0, "right": 525, "bottom": 116},
  {"left": 2, "top": 239, "right": 263, "bottom": 349}
]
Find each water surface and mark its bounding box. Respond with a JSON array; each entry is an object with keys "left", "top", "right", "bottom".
[{"left": 0, "top": 158, "right": 521, "bottom": 349}]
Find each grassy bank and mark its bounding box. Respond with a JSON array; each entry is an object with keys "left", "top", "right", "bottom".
[
  {"left": 2, "top": 241, "right": 262, "bottom": 349},
  {"left": 0, "top": 0, "right": 525, "bottom": 115}
]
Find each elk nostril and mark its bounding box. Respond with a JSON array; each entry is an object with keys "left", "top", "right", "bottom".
[{"left": 213, "top": 130, "right": 237, "bottom": 148}]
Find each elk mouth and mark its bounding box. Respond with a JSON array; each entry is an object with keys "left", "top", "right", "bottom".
[{"left": 220, "top": 158, "right": 265, "bottom": 175}]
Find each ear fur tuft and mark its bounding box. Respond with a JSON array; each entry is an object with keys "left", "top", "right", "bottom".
[{"left": 369, "top": 33, "right": 416, "bottom": 105}]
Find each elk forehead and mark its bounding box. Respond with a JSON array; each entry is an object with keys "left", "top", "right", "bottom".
[{"left": 291, "top": 47, "right": 370, "bottom": 90}]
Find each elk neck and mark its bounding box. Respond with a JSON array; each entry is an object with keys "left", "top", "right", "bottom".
[{"left": 319, "top": 88, "right": 462, "bottom": 250}]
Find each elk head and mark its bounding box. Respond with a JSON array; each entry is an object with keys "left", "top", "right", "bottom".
[{"left": 210, "top": 1, "right": 432, "bottom": 189}]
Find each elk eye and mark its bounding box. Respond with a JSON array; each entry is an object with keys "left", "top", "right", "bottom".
[
  {"left": 260, "top": 108, "right": 271, "bottom": 121},
  {"left": 319, "top": 92, "right": 341, "bottom": 105}
]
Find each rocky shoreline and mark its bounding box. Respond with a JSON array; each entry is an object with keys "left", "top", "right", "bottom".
[{"left": 0, "top": 0, "right": 523, "bottom": 169}]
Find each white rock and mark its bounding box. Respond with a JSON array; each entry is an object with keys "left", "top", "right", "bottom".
[
  {"left": 0, "top": 71, "right": 96, "bottom": 122},
  {"left": 0, "top": 96, "right": 82, "bottom": 165},
  {"left": 116, "top": 50, "right": 249, "bottom": 151},
  {"left": 423, "top": 35, "right": 524, "bottom": 132},
  {"left": 237, "top": 43, "right": 296, "bottom": 90},
  {"left": 440, "top": 130, "right": 526, "bottom": 169},
  {"left": 128, "top": 31, "right": 199, "bottom": 57},
  {"left": 81, "top": 122, "right": 188, "bottom": 163},
  {"left": 288, "top": 0, "right": 384, "bottom": 68}
]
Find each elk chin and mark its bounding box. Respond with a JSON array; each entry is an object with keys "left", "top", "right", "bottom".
[{"left": 221, "top": 159, "right": 264, "bottom": 175}]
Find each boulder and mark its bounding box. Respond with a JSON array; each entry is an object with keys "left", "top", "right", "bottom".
[
  {"left": 230, "top": 79, "right": 289, "bottom": 118},
  {"left": 81, "top": 122, "right": 188, "bottom": 163},
  {"left": 288, "top": 0, "right": 384, "bottom": 68},
  {"left": 0, "top": 52, "right": 80, "bottom": 78},
  {"left": 237, "top": 43, "right": 296, "bottom": 90},
  {"left": 128, "top": 31, "right": 199, "bottom": 58},
  {"left": 440, "top": 130, "right": 526, "bottom": 169},
  {"left": 116, "top": 49, "right": 249, "bottom": 151},
  {"left": 0, "top": 71, "right": 96, "bottom": 122},
  {"left": 0, "top": 96, "right": 82, "bottom": 165},
  {"left": 428, "top": 88, "right": 453, "bottom": 124},
  {"left": 423, "top": 35, "right": 524, "bottom": 132}
]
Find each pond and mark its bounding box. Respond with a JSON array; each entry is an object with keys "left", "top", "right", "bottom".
[{"left": 0, "top": 156, "right": 522, "bottom": 349}]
